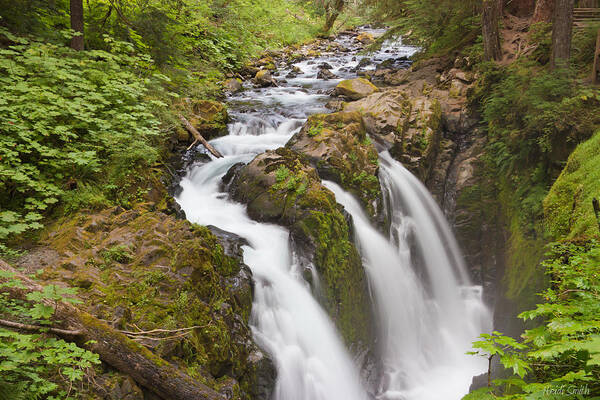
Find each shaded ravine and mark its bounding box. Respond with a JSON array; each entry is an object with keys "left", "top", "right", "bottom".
[{"left": 176, "top": 30, "right": 490, "bottom": 400}]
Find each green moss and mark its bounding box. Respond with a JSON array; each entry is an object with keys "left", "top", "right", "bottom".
[{"left": 544, "top": 130, "right": 600, "bottom": 239}]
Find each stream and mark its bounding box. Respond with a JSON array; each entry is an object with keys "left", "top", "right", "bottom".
[{"left": 176, "top": 29, "right": 492, "bottom": 400}]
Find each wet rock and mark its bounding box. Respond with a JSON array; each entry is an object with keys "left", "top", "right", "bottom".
[
  {"left": 287, "top": 111, "right": 381, "bottom": 219},
  {"left": 356, "top": 32, "right": 375, "bottom": 44},
  {"left": 179, "top": 99, "right": 229, "bottom": 140},
  {"left": 223, "top": 78, "right": 243, "bottom": 93},
  {"left": 357, "top": 57, "right": 371, "bottom": 68},
  {"left": 318, "top": 62, "right": 333, "bottom": 69},
  {"left": 245, "top": 350, "right": 277, "bottom": 400},
  {"left": 317, "top": 67, "right": 338, "bottom": 80},
  {"left": 227, "top": 147, "right": 373, "bottom": 349},
  {"left": 254, "top": 69, "right": 276, "bottom": 87},
  {"left": 25, "top": 205, "right": 264, "bottom": 398},
  {"left": 333, "top": 78, "right": 379, "bottom": 100},
  {"left": 325, "top": 99, "right": 345, "bottom": 111}
]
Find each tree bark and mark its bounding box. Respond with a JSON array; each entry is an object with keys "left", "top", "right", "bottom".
[
  {"left": 533, "top": 0, "right": 556, "bottom": 23},
  {"left": 179, "top": 114, "right": 224, "bottom": 158},
  {"left": 483, "top": 0, "right": 502, "bottom": 61},
  {"left": 323, "top": 0, "right": 345, "bottom": 32},
  {"left": 551, "top": 0, "right": 575, "bottom": 69},
  {"left": 0, "top": 260, "right": 224, "bottom": 400},
  {"left": 70, "top": 0, "right": 84, "bottom": 51},
  {"left": 579, "top": 0, "right": 599, "bottom": 7}
]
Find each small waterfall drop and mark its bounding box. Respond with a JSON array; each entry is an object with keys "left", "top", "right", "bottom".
[{"left": 324, "top": 151, "right": 492, "bottom": 400}]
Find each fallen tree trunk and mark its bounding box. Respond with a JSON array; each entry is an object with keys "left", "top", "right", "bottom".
[
  {"left": 179, "top": 114, "right": 224, "bottom": 158},
  {"left": 0, "top": 260, "right": 224, "bottom": 400}
]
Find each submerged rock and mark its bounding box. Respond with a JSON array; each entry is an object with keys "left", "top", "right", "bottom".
[
  {"left": 334, "top": 78, "right": 379, "bottom": 100},
  {"left": 317, "top": 67, "right": 338, "bottom": 80}
]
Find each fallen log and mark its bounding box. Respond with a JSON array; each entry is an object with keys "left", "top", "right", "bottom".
[
  {"left": 0, "top": 260, "right": 224, "bottom": 400},
  {"left": 179, "top": 114, "right": 224, "bottom": 158}
]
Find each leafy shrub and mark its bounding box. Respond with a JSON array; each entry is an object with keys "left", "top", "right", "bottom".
[
  {"left": 0, "top": 271, "right": 101, "bottom": 398},
  {"left": 465, "top": 240, "right": 600, "bottom": 399},
  {"left": 0, "top": 28, "right": 167, "bottom": 253}
]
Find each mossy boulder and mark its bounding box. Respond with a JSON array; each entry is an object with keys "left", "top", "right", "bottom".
[
  {"left": 225, "top": 147, "right": 373, "bottom": 351},
  {"left": 344, "top": 88, "right": 444, "bottom": 180},
  {"left": 334, "top": 78, "right": 379, "bottom": 100},
  {"left": 20, "top": 206, "right": 274, "bottom": 400},
  {"left": 223, "top": 78, "right": 243, "bottom": 94},
  {"left": 356, "top": 32, "right": 375, "bottom": 44},
  {"left": 544, "top": 129, "right": 600, "bottom": 239},
  {"left": 178, "top": 99, "right": 229, "bottom": 140},
  {"left": 286, "top": 111, "right": 382, "bottom": 219},
  {"left": 254, "top": 70, "right": 276, "bottom": 87}
]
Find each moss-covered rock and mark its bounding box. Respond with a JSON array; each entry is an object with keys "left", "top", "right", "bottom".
[
  {"left": 286, "top": 111, "right": 382, "bottom": 218},
  {"left": 223, "top": 78, "right": 243, "bottom": 93},
  {"left": 356, "top": 32, "right": 375, "bottom": 44},
  {"left": 254, "top": 70, "right": 276, "bottom": 87},
  {"left": 189, "top": 99, "right": 229, "bottom": 140},
  {"left": 20, "top": 206, "right": 273, "bottom": 400},
  {"left": 225, "top": 147, "right": 373, "bottom": 350},
  {"left": 544, "top": 130, "right": 600, "bottom": 239},
  {"left": 334, "top": 78, "right": 379, "bottom": 100}
]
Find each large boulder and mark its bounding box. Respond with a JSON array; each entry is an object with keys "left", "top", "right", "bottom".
[
  {"left": 187, "top": 99, "right": 229, "bottom": 139},
  {"left": 225, "top": 147, "right": 373, "bottom": 351},
  {"left": 343, "top": 87, "right": 443, "bottom": 180},
  {"left": 286, "top": 111, "right": 382, "bottom": 218},
  {"left": 21, "top": 206, "right": 274, "bottom": 400},
  {"left": 254, "top": 70, "right": 276, "bottom": 87},
  {"left": 334, "top": 78, "right": 379, "bottom": 100},
  {"left": 356, "top": 32, "right": 375, "bottom": 44}
]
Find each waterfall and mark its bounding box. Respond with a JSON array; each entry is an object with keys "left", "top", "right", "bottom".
[
  {"left": 324, "top": 151, "right": 492, "bottom": 400},
  {"left": 177, "top": 142, "right": 368, "bottom": 400}
]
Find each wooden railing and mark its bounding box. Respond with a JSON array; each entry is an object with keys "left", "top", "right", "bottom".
[{"left": 573, "top": 8, "right": 600, "bottom": 28}]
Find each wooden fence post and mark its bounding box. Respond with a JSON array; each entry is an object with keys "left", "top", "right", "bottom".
[{"left": 593, "top": 28, "right": 600, "bottom": 84}]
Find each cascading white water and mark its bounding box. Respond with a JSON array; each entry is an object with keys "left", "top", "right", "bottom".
[
  {"left": 324, "top": 151, "right": 492, "bottom": 400},
  {"left": 175, "top": 28, "right": 490, "bottom": 400}
]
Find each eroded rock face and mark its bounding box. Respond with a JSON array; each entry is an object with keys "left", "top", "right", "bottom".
[
  {"left": 334, "top": 78, "right": 380, "bottom": 100},
  {"left": 225, "top": 147, "right": 373, "bottom": 351},
  {"left": 286, "top": 111, "right": 382, "bottom": 219},
  {"left": 20, "top": 206, "right": 274, "bottom": 400}
]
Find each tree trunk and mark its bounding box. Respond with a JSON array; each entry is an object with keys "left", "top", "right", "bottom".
[
  {"left": 0, "top": 260, "right": 224, "bottom": 400},
  {"left": 579, "top": 0, "right": 598, "bottom": 7},
  {"left": 533, "top": 0, "right": 556, "bottom": 23},
  {"left": 323, "top": 0, "right": 344, "bottom": 32},
  {"left": 483, "top": 0, "right": 502, "bottom": 61},
  {"left": 551, "top": 0, "right": 575, "bottom": 69},
  {"left": 70, "top": 0, "right": 84, "bottom": 50}
]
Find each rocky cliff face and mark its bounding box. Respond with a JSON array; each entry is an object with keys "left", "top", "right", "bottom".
[{"left": 335, "top": 57, "right": 504, "bottom": 297}]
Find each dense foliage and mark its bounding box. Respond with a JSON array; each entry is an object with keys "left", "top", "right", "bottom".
[
  {"left": 466, "top": 240, "right": 600, "bottom": 399},
  {"left": 0, "top": 270, "right": 100, "bottom": 399},
  {"left": 0, "top": 28, "right": 166, "bottom": 254}
]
